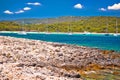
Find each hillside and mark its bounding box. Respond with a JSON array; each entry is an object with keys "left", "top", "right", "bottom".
[
  {"left": 14, "top": 16, "right": 87, "bottom": 24},
  {"left": 0, "top": 16, "right": 120, "bottom": 33}
]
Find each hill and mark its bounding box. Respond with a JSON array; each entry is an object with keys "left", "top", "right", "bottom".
[{"left": 0, "top": 16, "right": 120, "bottom": 33}]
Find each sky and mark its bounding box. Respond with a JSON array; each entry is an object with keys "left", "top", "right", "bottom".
[{"left": 0, "top": 0, "right": 120, "bottom": 20}]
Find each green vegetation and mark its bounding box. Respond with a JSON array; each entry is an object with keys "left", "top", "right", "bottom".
[{"left": 0, "top": 16, "right": 120, "bottom": 33}]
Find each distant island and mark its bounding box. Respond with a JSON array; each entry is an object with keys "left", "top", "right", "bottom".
[{"left": 0, "top": 16, "right": 120, "bottom": 33}]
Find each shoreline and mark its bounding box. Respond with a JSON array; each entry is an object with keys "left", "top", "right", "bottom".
[
  {"left": 0, "top": 35, "right": 118, "bottom": 52},
  {"left": 0, "top": 31, "right": 120, "bottom": 35},
  {"left": 0, "top": 36, "right": 120, "bottom": 79},
  {"left": 0, "top": 31, "right": 120, "bottom": 52}
]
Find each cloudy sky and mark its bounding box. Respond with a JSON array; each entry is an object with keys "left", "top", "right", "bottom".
[{"left": 0, "top": 0, "right": 120, "bottom": 20}]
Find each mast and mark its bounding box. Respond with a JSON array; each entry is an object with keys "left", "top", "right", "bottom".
[
  {"left": 56, "top": 17, "right": 59, "bottom": 32},
  {"left": 113, "top": 17, "right": 118, "bottom": 36},
  {"left": 23, "top": 20, "right": 24, "bottom": 31},
  {"left": 115, "top": 17, "right": 118, "bottom": 34},
  {"left": 21, "top": 19, "right": 24, "bottom": 31},
  {"left": 106, "top": 17, "right": 108, "bottom": 33},
  {"left": 18, "top": 19, "right": 27, "bottom": 35},
  {"left": 69, "top": 16, "right": 72, "bottom": 33},
  {"left": 45, "top": 18, "right": 48, "bottom": 33}
]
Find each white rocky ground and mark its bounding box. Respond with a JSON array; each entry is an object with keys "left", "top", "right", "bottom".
[{"left": 0, "top": 36, "right": 120, "bottom": 80}]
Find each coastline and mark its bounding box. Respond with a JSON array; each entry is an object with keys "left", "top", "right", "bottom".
[
  {"left": 0, "top": 36, "right": 120, "bottom": 79},
  {"left": 0, "top": 31, "right": 120, "bottom": 52},
  {"left": 0, "top": 31, "right": 120, "bottom": 35}
]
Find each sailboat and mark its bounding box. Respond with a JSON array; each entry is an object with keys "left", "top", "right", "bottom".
[
  {"left": 82, "top": 18, "right": 91, "bottom": 35},
  {"left": 55, "top": 17, "right": 62, "bottom": 34},
  {"left": 68, "top": 24, "right": 72, "bottom": 35},
  {"left": 18, "top": 20, "right": 27, "bottom": 35},
  {"left": 68, "top": 16, "right": 73, "bottom": 35},
  {"left": 45, "top": 18, "right": 50, "bottom": 34},
  {"left": 18, "top": 31, "right": 27, "bottom": 35},
  {"left": 83, "top": 31, "right": 91, "bottom": 35},
  {"left": 45, "top": 26, "right": 49, "bottom": 34},
  {"left": 113, "top": 18, "right": 118, "bottom": 36},
  {"left": 105, "top": 18, "right": 110, "bottom": 36}
]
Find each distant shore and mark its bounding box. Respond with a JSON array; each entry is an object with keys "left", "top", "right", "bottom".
[{"left": 0, "top": 31, "right": 120, "bottom": 35}]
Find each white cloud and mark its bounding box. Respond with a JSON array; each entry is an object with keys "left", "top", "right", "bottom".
[
  {"left": 99, "top": 8, "right": 107, "bottom": 11},
  {"left": 108, "top": 3, "right": 120, "bottom": 10},
  {"left": 74, "top": 4, "right": 83, "bottom": 9},
  {"left": 27, "top": 2, "right": 41, "bottom": 6},
  {"left": 15, "top": 10, "right": 24, "bottom": 14},
  {"left": 23, "top": 7, "right": 31, "bottom": 10},
  {"left": 4, "top": 7, "right": 31, "bottom": 15},
  {"left": 4, "top": 10, "right": 13, "bottom": 14}
]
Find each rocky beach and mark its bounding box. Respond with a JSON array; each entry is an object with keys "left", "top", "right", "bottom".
[{"left": 0, "top": 36, "right": 120, "bottom": 80}]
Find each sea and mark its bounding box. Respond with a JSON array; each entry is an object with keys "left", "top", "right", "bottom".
[{"left": 0, "top": 32, "right": 120, "bottom": 52}]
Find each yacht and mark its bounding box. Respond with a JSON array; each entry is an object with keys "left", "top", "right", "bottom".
[
  {"left": 68, "top": 32, "right": 73, "bottom": 35},
  {"left": 113, "top": 18, "right": 118, "bottom": 37},
  {"left": 68, "top": 16, "right": 73, "bottom": 35},
  {"left": 83, "top": 31, "right": 91, "bottom": 35},
  {"left": 113, "top": 34, "right": 118, "bottom": 36},
  {"left": 18, "top": 31, "right": 27, "bottom": 35},
  {"left": 45, "top": 18, "right": 49, "bottom": 34},
  {"left": 18, "top": 20, "right": 27, "bottom": 35},
  {"left": 105, "top": 18, "right": 110, "bottom": 36}
]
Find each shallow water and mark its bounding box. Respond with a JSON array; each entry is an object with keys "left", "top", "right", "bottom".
[
  {"left": 83, "top": 69, "right": 120, "bottom": 80},
  {"left": 0, "top": 32, "right": 120, "bottom": 52}
]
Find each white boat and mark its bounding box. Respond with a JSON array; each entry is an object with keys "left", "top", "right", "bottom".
[
  {"left": 68, "top": 32, "right": 72, "bottom": 35},
  {"left": 18, "top": 20, "right": 27, "bottom": 35},
  {"left": 113, "top": 33, "right": 118, "bottom": 36},
  {"left": 45, "top": 18, "right": 49, "bottom": 34},
  {"left": 18, "top": 31, "right": 27, "bottom": 35},
  {"left": 68, "top": 16, "right": 73, "bottom": 35},
  {"left": 45, "top": 32, "right": 50, "bottom": 34},
  {"left": 113, "top": 18, "right": 118, "bottom": 37},
  {"left": 105, "top": 18, "right": 110, "bottom": 36},
  {"left": 83, "top": 31, "right": 91, "bottom": 35}
]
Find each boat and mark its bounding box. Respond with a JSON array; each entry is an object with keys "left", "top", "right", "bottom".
[
  {"left": 68, "top": 16, "right": 73, "bottom": 35},
  {"left": 18, "top": 20, "right": 27, "bottom": 35},
  {"left": 105, "top": 18, "right": 110, "bottom": 36},
  {"left": 18, "top": 31, "right": 27, "bottom": 35},
  {"left": 83, "top": 18, "right": 91, "bottom": 35},
  {"left": 45, "top": 18, "right": 49, "bottom": 34},
  {"left": 83, "top": 31, "right": 91, "bottom": 35},
  {"left": 45, "top": 32, "right": 50, "bottom": 34},
  {"left": 113, "top": 18, "right": 118, "bottom": 37},
  {"left": 68, "top": 32, "right": 72, "bottom": 35},
  {"left": 113, "top": 33, "right": 118, "bottom": 36}
]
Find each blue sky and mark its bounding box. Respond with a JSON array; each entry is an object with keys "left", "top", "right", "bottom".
[{"left": 0, "top": 0, "right": 120, "bottom": 20}]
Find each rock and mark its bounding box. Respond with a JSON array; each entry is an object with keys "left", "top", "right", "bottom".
[
  {"left": 57, "top": 53, "right": 63, "bottom": 57},
  {"left": 0, "top": 62, "right": 3, "bottom": 64},
  {"left": 36, "top": 62, "right": 46, "bottom": 67},
  {"left": 72, "top": 74, "right": 81, "bottom": 78},
  {"left": 16, "top": 63, "right": 24, "bottom": 67},
  {"left": 64, "top": 73, "right": 81, "bottom": 78},
  {"left": 0, "top": 36, "right": 120, "bottom": 80}
]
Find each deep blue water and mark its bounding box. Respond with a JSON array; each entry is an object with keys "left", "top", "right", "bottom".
[{"left": 0, "top": 32, "right": 120, "bottom": 52}]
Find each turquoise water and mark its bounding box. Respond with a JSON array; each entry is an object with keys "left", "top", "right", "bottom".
[{"left": 0, "top": 32, "right": 120, "bottom": 52}]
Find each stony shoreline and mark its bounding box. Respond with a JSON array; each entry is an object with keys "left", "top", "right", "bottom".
[
  {"left": 1, "top": 31, "right": 120, "bottom": 35},
  {"left": 0, "top": 36, "right": 120, "bottom": 80}
]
